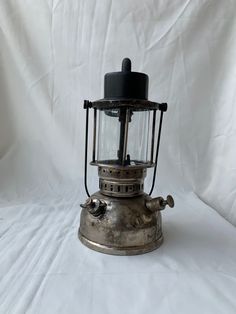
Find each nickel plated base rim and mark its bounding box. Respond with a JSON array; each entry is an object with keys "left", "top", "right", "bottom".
[{"left": 78, "top": 231, "right": 164, "bottom": 256}]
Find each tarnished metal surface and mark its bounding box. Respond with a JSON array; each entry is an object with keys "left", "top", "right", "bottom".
[
  {"left": 79, "top": 233, "right": 163, "bottom": 256},
  {"left": 98, "top": 165, "right": 147, "bottom": 179},
  {"left": 79, "top": 191, "right": 163, "bottom": 255},
  {"left": 98, "top": 165, "right": 147, "bottom": 197},
  {"left": 80, "top": 144, "right": 174, "bottom": 255}
]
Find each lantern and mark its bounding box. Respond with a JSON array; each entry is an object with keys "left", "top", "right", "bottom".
[{"left": 79, "top": 58, "right": 174, "bottom": 255}]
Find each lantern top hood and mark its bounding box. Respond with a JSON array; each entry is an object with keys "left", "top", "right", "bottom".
[{"left": 104, "top": 58, "right": 149, "bottom": 100}]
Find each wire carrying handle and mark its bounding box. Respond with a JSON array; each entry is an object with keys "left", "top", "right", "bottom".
[{"left": 148, "top": 106, "right": 165, "bottom": 196}]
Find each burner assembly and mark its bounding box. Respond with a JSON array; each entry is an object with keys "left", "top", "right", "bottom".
[{"left": 79, "top": 58, "right": 174, "bottom": 255}]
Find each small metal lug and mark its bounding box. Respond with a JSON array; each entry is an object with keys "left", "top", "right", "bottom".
[
  {"left": 83, "top": 100, "right": 92, "bottom": 109},
  {"left": 80, "top": 198, "right": 107, "bottom": 218},
  {"left": 146, "top": 195, "right": 174, "bottom": 212}
]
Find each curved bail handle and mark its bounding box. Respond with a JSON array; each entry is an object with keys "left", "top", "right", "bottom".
[{"left": 148, "top": 103, "right": 167, "bottom": 196}]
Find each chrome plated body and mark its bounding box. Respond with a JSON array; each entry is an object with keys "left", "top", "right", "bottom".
[
  {"left": 79, "top": 165, "right": 174, "bottom": 255},
  {"left": 79, "top": 191, "right": 164, "bottom": 255}
]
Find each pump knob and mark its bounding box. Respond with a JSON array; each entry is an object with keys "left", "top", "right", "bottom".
[
  {"left": 146, "top": 195, "right": 174, "bottom": 212},
  {"left": 162, "top": 195, "right": 174, "bottom": 208}
]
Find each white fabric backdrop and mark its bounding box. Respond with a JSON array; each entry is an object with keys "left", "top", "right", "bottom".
[{"left": 0, "top": 1, "right": 236, "bottom": 313}]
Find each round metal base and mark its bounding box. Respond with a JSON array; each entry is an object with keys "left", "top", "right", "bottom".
[
  {"left": 79, "top": 231, "right": 164, "bottom": 256},
  {"left": 79, "top": 191, "right": 163, "bottom": 256}
]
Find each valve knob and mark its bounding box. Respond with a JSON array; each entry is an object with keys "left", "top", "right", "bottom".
[
  {"left": 146, "top": 195, "right": 174, "bottom": 212},
  {"left": 80, "top": 198, "right": 107, "bottom": 217},
  {"left": 161, "top": 195, "right": 174, "bottom": 208}
]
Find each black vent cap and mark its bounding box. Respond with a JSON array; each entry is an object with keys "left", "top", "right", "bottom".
[{"left": 104, "top": 58, "right": 149, "bottom": 100}]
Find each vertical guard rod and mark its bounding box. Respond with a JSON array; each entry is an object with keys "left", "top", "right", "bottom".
[
  {"left": 150, "top": 109, "right": 157, "bottom": 163},
  {"left": 84, "top": 105, "right": 90, "bottom": 198},
  {"left": 122, "top": 109, "right": 130, "bottom": 165},
  {"left": 92, "top": 108, "right": 97, "bottom": 162}
]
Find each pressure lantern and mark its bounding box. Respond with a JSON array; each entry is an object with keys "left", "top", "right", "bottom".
[{"left": 79, "top": 58, "right": 174, "bottom": 255}]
